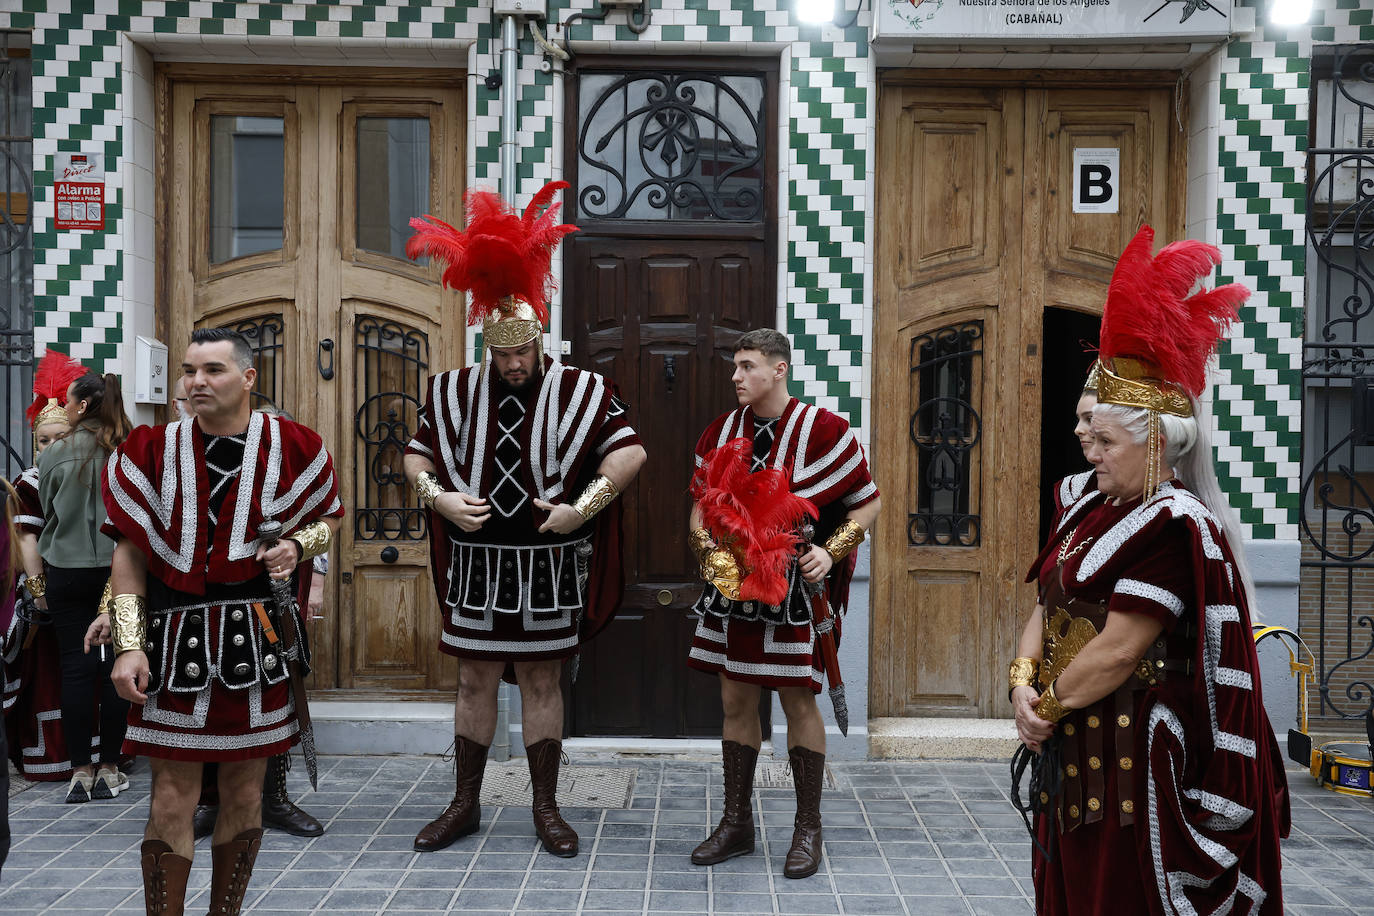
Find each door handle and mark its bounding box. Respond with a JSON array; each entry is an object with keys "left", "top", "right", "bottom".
[
  {"left": 656, "top": 588, "right": 673, "bottom": 606},
  {"left": 380, "top": 546, "right": 399, "bottom": 564},
  {"left": 318, "top": 339, "right": 335, "bottom": 381},
  {"left": 663, "top": 355, "right": 675, "bottom": 395}
]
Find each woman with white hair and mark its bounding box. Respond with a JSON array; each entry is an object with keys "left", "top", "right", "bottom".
[{"left": 1008, "top": 228, "right": 1289, "bottom": 915}]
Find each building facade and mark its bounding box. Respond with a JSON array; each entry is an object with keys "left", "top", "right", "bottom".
[{"left": 1, "top": 0, "right": 1369, "bottom": 756}]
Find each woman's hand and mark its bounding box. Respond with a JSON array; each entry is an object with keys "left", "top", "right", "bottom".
[
  {"left": 1013, "top": 685, "right": 1055, "bottom": 752},
  {"left": 83, "top": 613, "right": 111, "bottom": 653}
]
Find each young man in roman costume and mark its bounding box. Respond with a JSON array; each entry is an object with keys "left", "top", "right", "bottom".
[
  {"left": 403, "top": 181, "right": 646, "bottom": 858},
  {"left": 687, "top": 328, "right": 880, "bottom": 879}
]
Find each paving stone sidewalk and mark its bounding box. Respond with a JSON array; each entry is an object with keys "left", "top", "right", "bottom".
[{"left": 0, "top": 755, "right": 1368, "bottom": 915}]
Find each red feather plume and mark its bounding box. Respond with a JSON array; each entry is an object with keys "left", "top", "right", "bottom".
[
  {"left": 690, "top": 438, "right": 818, "bottom": 606},
  {"left": 405, "top": 180, "right": 578, "bottom": 325},
  {"left": 26, "top": 348, "right": 87, "bottom": 425},
  {"left": 1099, "top": 225, "right": 1250, "bottom": 397}
]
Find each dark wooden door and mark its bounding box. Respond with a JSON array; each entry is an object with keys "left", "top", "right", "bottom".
[
  {"left": 566, "top": 235, "right": 771, "bottom": 736},
  {"left": 562, "top": 59, "right": 777, "bottom": 737}
]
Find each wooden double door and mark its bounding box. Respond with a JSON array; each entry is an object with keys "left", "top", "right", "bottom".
[
  {"left": 871, "top": 79, "right": 1185, "bottom": 718},
  {"left": 161, "top": 67, "right": 465, "bottom": 692}
]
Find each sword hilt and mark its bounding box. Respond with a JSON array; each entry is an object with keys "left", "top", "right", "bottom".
[{"left": 255, "top": 519, "right": 297, "bottom": 605}]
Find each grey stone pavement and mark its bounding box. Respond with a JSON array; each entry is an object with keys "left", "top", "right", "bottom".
[{"left": 0, "top": 754, "right": 1368, "bottom": 915}]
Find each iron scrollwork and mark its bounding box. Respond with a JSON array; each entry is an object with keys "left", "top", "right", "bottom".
[
  {"left": 225, "top": 314, "right": 285, "bottom": 413},
  {"left": 1301, "top": 45, "right": 1374, "bottom": 719},
  {"left": 908, "top": 321, "right": 983, "bottom": 547},
  {"left": 0, "top": 36, "right": 33, "bottom": 477},
  {"left": 355, "top": 316, "right": 429, "bottom": 542},
  {"left": 577, "top": 71, "right": 765, "bottom": 221}
]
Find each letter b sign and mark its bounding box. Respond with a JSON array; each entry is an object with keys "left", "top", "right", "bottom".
[{"left": 1072, "top": 148, "right": 1119, "bottom": 214}]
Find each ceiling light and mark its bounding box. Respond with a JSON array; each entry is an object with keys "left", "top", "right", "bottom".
[
  {"left": 797, "top": 0, "right": 835, "bottom": 25},
  {"left": 1270, "top": 0, "right": 1313, "bottom": 25}
]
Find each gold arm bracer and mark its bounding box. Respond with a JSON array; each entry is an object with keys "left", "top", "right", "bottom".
[
  {"left": 1008, "top": 657, "right": 1039, "bottom": 699},
  {"left": 98, "top": 579, "right": 114, "bottom": 617},
  {"left": 822, "top": 519, "right": 866, "bottom": 563},
  {"left": 572, "top": 474, "right": 620, "bottom": 522},
  {"left": 22, "top": 572, "right": 46, "bottom": 599},
  {"left": 688, "top": 528, "right": 715, "bottom": 565},
  {"left": 414, "top": 471, "right": 445, "bottom": 510},
  {"left": 289, "top": 519, "right": 333, "bottom": 562},
  {"left": 1034, "top": 680, "right": 1072, "bottom": 724},
  {"left": 110, "top": 594, "right": 149, "bottom": 655}
]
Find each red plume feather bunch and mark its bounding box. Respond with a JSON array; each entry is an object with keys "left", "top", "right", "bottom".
[
  {"left": 404, "top": 180, "right": 578, "bottom": 326},
  {"left": 26, "top": 348, "right": 88, "bottom": 425},
  {"left": 690, "top": 438, "right": 818, "bottom": 606},
  {"left": 1099, "top": 225, "right": 1250, "bottom": 398}
]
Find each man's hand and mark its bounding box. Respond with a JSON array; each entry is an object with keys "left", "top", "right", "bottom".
[
  {"left": 435, "top": 492, "right": 492, "bottom": 532},
  {"left": 1013, "top": 685, "right": 1055, "bottom": 752},
  {"left": 255, "top": 539, "right": 301, "bottom": 581},
  {"left": 306, "top": 573, "right": 325, "bottom": 634},
  {"left": 84, "top": 614, "right": 111, "bottom": 653},
  {"left": 797, "top": 544, "right": 834, "bottom": 584},
  {"left": 534, "top": 499, "right": 585, "bottom": 534},
  {"left": 112, "top": 650, "right": 151, "bottom": 704}
]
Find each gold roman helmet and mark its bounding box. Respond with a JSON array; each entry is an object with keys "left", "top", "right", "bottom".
[
  {"left": 405, "top": 181, "right": 577, "bottom": 368},
  {"left": 1092, "top": 226, "right": 1250, "bottom": 500},
  {"left": 27, "top": 348, "right": 88, "bottom": 455}
]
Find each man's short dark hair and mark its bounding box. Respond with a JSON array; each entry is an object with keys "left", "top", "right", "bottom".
[
  {"left": 190, "top": 328, "right": 254, "bottom": 371},
  {"left": 734, "top": 328, "right": 790, "bottom": 366}
]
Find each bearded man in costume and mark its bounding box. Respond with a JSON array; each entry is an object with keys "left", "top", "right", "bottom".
[
  {"left": 1009, "top": 227, "right": 1288, "bottom": 915},
  {"left": 4, "top": 349, "right": 93, "bottom": 782},
  {"left": 403, "top": 181, "right": 646, "bottom": 859},
  {"left": 687, "top": 328, "right": 881, "bottom": 879},
  {"left": 100, "top": 328, "right": 342, "bottom": 916}
]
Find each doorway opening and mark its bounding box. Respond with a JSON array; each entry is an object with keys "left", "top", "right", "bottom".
[{"left": 1038, "top": 307, "right": 1100, "bottom": 546}]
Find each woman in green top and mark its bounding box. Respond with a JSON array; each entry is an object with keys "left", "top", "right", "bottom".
[{"left": 37, "top": 371, "right": 132, "bottom": 803}]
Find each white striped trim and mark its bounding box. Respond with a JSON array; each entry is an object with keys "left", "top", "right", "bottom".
[{"left": 1114, "top": 578, "right": 1186, "bottom": 618}]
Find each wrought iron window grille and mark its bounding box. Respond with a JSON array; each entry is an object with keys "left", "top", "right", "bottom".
[
  {"left": 908, "top": 321, "right": 983, "bottom": 547},
  {"left": 354, "top": 316, "right": 429, "bottom": 542}
]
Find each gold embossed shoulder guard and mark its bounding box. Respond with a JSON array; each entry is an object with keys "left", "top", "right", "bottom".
[{"left": 290, "top": 520, "right": 333, "bottom": 562}]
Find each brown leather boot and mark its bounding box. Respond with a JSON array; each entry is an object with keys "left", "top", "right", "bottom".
[
  {"left": 261, "top": 753, "right": 324, "bottom": 838},
  {"left": 414, "top": 735, "right": 489, "bottom": 852},
  {"left": 206, "top": 827, "right": 263, "bottom": 915},
  {"left": 139, "top": 839, "right": 192, "bottom": 916},
  {"left": 783, "top": 745, "right": 825, "bottom": 879},
  {"left": 527, "top": 738, "right": 578, "bottom": 857},
  {"left": 691, "top": 740, "right": 759, "bottom": 865}
]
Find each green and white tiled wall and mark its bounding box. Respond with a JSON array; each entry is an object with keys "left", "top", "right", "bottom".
[
  {"left": 3, "top": 0, "right": 1365, "bottom": 541},
  {"left": 1212, "top": 0, "right": 1372, "bottom": 542}
]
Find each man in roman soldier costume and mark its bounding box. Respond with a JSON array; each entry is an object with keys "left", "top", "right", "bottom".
[
  {"left": 1010, "top": 227, "right": 1288, "bottom": 915},
  {"left": 99, "top": 328, "right": 342, "bottom": 915},
  {"left": 687, "top": 329, "right": 881, "bottom": 879},
  {"left": 4, "top": 349, "right": 93, "bottom": 781},
  {"left": 403, "top": 181, "right": 646, "bottom": 858}
]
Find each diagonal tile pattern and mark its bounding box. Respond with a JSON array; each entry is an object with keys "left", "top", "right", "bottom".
[{"left": 1, "top": 757, "right": 1368, "bottom": 915}]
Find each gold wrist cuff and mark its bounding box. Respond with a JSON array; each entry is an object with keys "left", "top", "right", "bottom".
[
  {"left": 288, "top": 520, "right": 332, "bottom": 562},
  {"left": 688, "top": 528, "right": 715, "bottom": 564},
  {"left": 414, "top": 471, "right": 444, "bottom": 510},
  {"left": 572, "top": 475, "right": 619, "bottom": 521},
  {"left": 1035, "top": 680, "right": 1072, "bottom": 724},
  {"left": 110, "top": 593, "right": 149, "bottom": 655},
  {"left": 1008, "top": 657, "right": 1039, "bottom": 697},
  {"left": 822, "top": 519, "right": 866, "bottom": 563},
  {"left": 99, "top": 579, "right": 114, "bottom": 617},
  {"left": 22, "top": 573, "right": 45, "bottom": 599}
]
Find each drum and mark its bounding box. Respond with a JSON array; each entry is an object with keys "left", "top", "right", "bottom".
[{"left": 1314, "top": 741, "right": 1373, "bottom": 798}]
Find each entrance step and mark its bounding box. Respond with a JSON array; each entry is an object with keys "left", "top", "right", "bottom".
[
  {"left": 868, "top": 717, "right": 1020, "bottom": 760},
  {"left": 313, "top": 701, "right": 455, "bottom": 756}
]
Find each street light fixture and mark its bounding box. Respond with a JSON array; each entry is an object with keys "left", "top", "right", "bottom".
[
  {"left": 797, "top": 0, "right": 836, "bottom": 24},
  {"left": 1270, "top": 0, "right": 1313, "bottom": 25}
]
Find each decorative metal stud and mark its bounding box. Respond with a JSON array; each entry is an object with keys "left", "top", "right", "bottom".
[
  {"left": 264, "top": 655, "right": 278, "bottom": 670},
  {"left": 1117, "top": 714, "right": 1130, "bottom": 727},
  {"left": 1086, "top": 715, "right": 1100, "bottom": 728},
  {"left": 1087, "top": 797, "right": 1101, "bottom": 812},
  {"left": 1088, "top": 756, "right": 1102, "bottom": 770},
  {"left": 184, "top": 662, "right": 201, "bottom": 678},
  {"left": 232, "top": 634, "right": 246, "bottom": 647},
  {"left": 234, "top": 662, "right": 251, "bottom": 677},
  {"left": 231, "top": 609, "right": 245, "bottom": 622},
  {"left": 186, "top": 637, "right": 199, "bottom": 649},
  {"left": 1121, "top": 800, "right": 1134, "bottom": 814}
]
